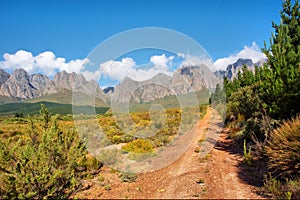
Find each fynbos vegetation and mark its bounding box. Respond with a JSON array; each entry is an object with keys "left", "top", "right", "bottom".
[
  {"left": 0, "top": 104, "right": 101, "bottom": 198},
  {"left": 221, "top": 0, "right": 300, "bottom": 198}
]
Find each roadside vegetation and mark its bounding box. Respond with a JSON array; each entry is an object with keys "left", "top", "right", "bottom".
[
  {"left": 211, "top": 0, "right": 300, "bottom": 198},
  {"left": 0, "top": 105, "right": 102, "bottom": 198}
]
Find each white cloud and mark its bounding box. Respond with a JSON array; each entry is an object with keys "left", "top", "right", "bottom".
[
  {"left": 150, "top": 54, "right": 174, "bottom": 70},
  {"left": 2, "top": 50, "right": 35, "bottom": 72},
  {"left": 99, "top": 54, "right": 174, "bottom": 82},
  {"left": 81, "top": 70, "right": 101, "bottom": 81},
  {"left": 214, "top": 42, "right": 266, "bottom": 70},
  {"left": 177, "top": 53, "right": 216, "bottom": 71},
  {"left": 127, "top": 66, "right": 172, "bottom": 82},
  {"left": 99, "top": 57, "right": 136, "bottom": 81},
  {"left": 61, "top": 58, "right": 90, "bottom": 74},
  {"left": 180, "top": 54, "right": 214, "bottom": 67},
  {"left": 0, "top": 50, "right": 89, "bottom": 76}
]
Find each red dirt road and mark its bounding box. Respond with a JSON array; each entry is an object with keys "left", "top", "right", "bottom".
[{"left": 73, "top": 107, "right": 261, "bottom": 199}]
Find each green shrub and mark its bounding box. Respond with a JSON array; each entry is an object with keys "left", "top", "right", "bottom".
[
  {"left": 264, "top": 176, "right": 300, "bottom": 199},
  {"left": 121, "top": 139, "right": 155, "bottom": 161},
  {"left": 104, "top": 184, "right": 111, "bottom": 191},
  {"left": 121, "top": 139, "right": 154, "bottom": 154},
  {"left": 265, "top": 116, "right": 300, "bottom": 179},
  {"left": 77, "top": 154, "right": 103, "bottom": 171},
  {"left": 243, "top": 139, "right": 252, "bottom": 165},
  {"left": 0, "top": 105, "right": 87, "bottom": 199},
  {"left": 97, "top": 173, "right": 105, "bottom": 182},
  {"left": 227, "top": 84, "right": 263, "bottom": 120},
  {"left": 119, "top": 172, "right": 137, "bottom": 182},
  {"left": 97, "top": 148, "right": 123, "bottom": 166},
  {"left": 127, "top": 152, "right": 155, "bottom": 161}
]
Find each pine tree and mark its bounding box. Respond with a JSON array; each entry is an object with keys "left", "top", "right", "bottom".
[{"left": 261, "top": 0, "right": 300, "bottom": 119}]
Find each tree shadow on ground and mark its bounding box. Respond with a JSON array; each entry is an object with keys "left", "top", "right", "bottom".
[{"left": 214, "top": 131, "right": 267, "bottom": 196}]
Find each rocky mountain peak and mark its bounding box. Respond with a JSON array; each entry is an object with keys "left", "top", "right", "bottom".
[
  {"left": 13, "top": 68, "right": 30, "bottom": 80},
  {"left": 0, "top": 68, "right": 106, "bottom": 101},
  {"left": 233, "top": 58, "right": 253, "bottom": 69},
  {"left": 0, "top": 68, "right": 10, "bottom": 86},
  {"left": 111, "top": 64, "right": 221, "bottom": 104},
  {"left": 148, "top": 73, "right": 171, "bottom": 84},
  {"left": 214, "top": 58, "right": 267, "bottom": 80},
  {"left": 0, "top": 68, "right": 37, "bottom": 99},
  {"left": 30, "top": 74, "right": 51, "bottom": 90},
  {"left": 214, "top": 58, "right": 266, "bottom": 80}
]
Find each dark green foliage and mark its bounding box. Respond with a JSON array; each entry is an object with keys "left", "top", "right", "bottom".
[
  {"left": 0, "top": 105, "right": 88, "bottom": 198},
  {"left": 0, "top": 101, "right": 109, "bottom": 116},
  {"left": 14, "top": 112, "right": 24, "bottom": 118},
  {"left": 260, "top": 0, "right": 300, "bottom": 119},
  {"left": 224, "top": 1, "right": 300, "bottom": 197},
  {"left": 227, "top": 86, "right": 277, "bottom": 143},
  {"left": 225, "top": 0, "right": 300, "bottom": 139},
  {"left": 223, "top": 65, "right": 262, "bottom": 99},
  {"left": 227, "top": 84, "right": 263, "bottom": 120},
  {"left": 210, "top": 83, "right": 226, "bottom": 105},
  {"left": 40, "top": 103, "right": 51, "bottom": 130}
]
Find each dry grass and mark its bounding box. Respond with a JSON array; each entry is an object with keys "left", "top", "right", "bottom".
[{"left": 265, "top": 115, "right": 300, "bottom": 179}]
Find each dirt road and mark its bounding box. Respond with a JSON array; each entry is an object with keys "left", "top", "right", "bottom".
[{"left": 74, "top": 107, "right": 261, "bottom": 199}]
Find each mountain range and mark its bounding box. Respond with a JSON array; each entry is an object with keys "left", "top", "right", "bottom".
[
  {"left": 0, "top": 68, "right": 105, "bottom": 100},
  {"left": 112, "top": 64, "right": 220, "bottom": 104},
  {"left": 0, "top": 58, "right": 263, "bottom": 106},
  {"left": 214, "top": 58, "right": 266, "bottom": 80}
]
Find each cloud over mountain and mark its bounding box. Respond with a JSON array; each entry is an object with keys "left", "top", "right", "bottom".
[
  {"left": 0, "top": 43, "right": 266, "bottom": 85},
  {"left": 98, "top": 54, "right": 174, "bottom": 82},
  {"left": 213, "top": 42, "right": 266, "bottom": 70},
  {"left": 150, "top": 54, "right": 174, "bottom": 69},
  {"left": 99, "top": 57, "right": 136, "bottom": 81},
  {"left": 178, "top": 53, "right": 215, "bottom": 71},
  {"left": 0, "top": 50, "right": 89, "bottom": 76},
  {"left": 0, "top": 50, "right": 175, "bottom": 83}
]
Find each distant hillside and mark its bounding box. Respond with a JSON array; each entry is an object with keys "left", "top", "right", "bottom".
[
  {"left": 108, "top": 89, "right": 210, "bottom": 113},
  {"left": 0, "top": 101, "right": 109, "bottom": 116},
  {"left": 27, "top": 89, "right": 108, "bottom": 107},
  {"left": 0, "top": 95, "right": 18, "bottom": 104}
]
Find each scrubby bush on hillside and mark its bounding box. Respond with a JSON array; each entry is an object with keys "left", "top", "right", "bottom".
[
  {"left": 119, "top": 171, "right": 137, "bottom": 182},
  {"left": 121, "top": 139, "right": 155, "bottom": 161},
  {"left": 0, "top": 104, "right": 98, "bottom": 198},
  {"left": 122, "top": 139, "right": 154, "bottom": 154}
]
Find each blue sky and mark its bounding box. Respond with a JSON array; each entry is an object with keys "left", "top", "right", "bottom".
[{"left": 0, "top": 0, "right": 282, "bottom": 86}]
